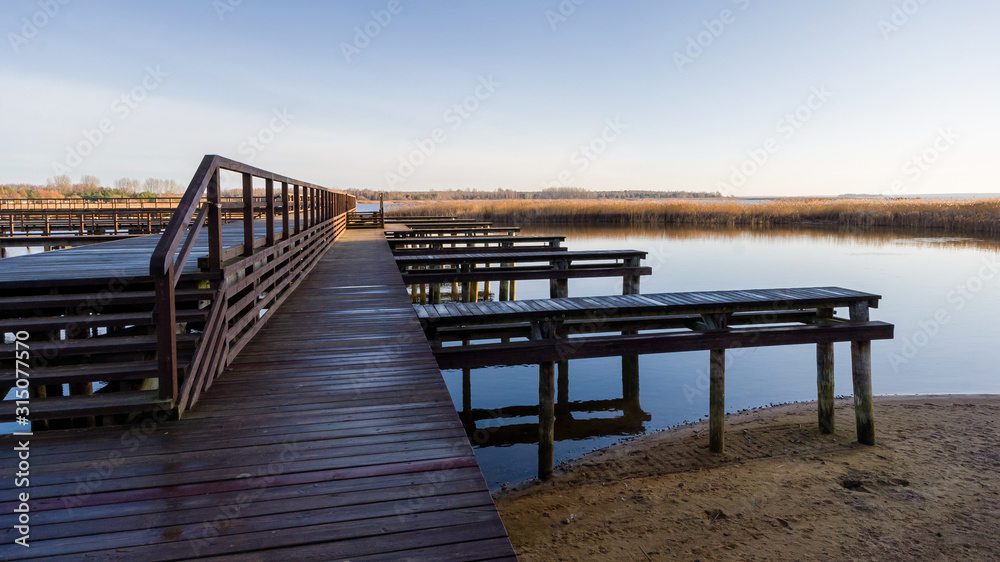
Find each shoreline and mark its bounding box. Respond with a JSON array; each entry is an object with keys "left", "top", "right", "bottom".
[
  {"left": 386, "top": 198, "right": 1000, "bottom": 237},
  {"left": 495, "top": 394, "right": 1000, "bottom": 560}
]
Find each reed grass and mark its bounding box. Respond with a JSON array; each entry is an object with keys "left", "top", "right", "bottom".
[{"left": 388, "top": 198, "right": 1000, "bottom": 236}]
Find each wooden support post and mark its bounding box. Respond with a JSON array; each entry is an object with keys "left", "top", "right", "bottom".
[
  {"left": 539, "top": 360, "right": 555, "bottom": 480},
  {"left": 79, "top": 213, "right": 85, "bottom": 235},
  {"left": 242, "top": 172, "right": 254, "bottom": 257},
  {"left": 44, "top": 214, "right": 50, "bottom": 235},
  {"left": 430, "top": 283, "right": 441, "bottom": 304},
  {"left": 499, "top": 278, "right": 509, "bottom": 301},
  {"left": 850, "top": 302, "right": 876, "bottom": 445},
  {"left": 510, "top": 279, "right": 516, "bottom": 300},
  {"left": 817, "top": 341, "right": 835, "bottom": 434},
  {"left": 460, "top": 264, "right": 471, "bottom": 302},
  {"left": 264, "top": 178, "right": 275, "bottom": 247},
  {"left": 709, "top": 348, "right": 725, "bottom": 454},
  {"left": 623, "top": 256, "right": 641, "bottom": 295},
  {"left": 622, "top": 354, "right": 639, "bottom": 403},
  {"left": 154, "top": 266, "right": 178, "bottom": 401},
  {"left": 451, "top": 282, "right": 459, "bottom": 301},
  {"left": 550, "top": 259, "right": 569, "bottom": 298}
]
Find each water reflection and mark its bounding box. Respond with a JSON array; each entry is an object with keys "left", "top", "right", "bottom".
[
  {"left": 456, "top": 359, "right": 651, "bottom": 480},
  {"left": 439, "top": 223, "right": 1000, "bottom": 489}
]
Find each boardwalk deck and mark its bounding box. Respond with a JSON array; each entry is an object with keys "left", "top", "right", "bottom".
[
  {"left": 0, "top": 221, "right": 273, "bottom": 287},
  {"left": 0, "top": 229, "right": 515, "bottom": 560}
]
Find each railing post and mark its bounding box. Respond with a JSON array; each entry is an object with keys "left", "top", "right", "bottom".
[
  {"left": 294, "top": 184, "right": 301, "bottom": 234},
  {"left": 265, "top": 178, "right": 275, "bottom": 247},
  {"left": 207, "top": 170, "right": 222, "bottom": 272},
  {"left": 281, "top": 182, "right": 289, "bottom": 240},
  {"left": 242, "top": 172, "right": 253, "bottom": 257},
  {"left": 155, "top": 265, "right": 178, "bottom": 401}
]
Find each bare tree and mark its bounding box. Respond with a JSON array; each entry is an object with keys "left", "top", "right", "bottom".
[
  {"left": 79, "top": 175, "right": 102, "bottom": 191},
  {"left": 114, "top": 177, "right": 140, "bottom": 195}
]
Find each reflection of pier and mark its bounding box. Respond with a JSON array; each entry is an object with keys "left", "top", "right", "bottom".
[
  {"left": 416, "top": 288, "right": 894, "bottom": 478},
  {"left": 456, "top": 362, "right": 651, "bottom": 454}
]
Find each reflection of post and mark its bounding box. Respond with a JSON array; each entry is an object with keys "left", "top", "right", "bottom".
[
  {"left": 557, "top": 360, "right": 569, "bottom": 418},
  {"left": 850, "top": 302, "right": 876, "bottom": 445},
  {"left": 709, "top": 349, "right": 725, "bottom": 453},
  {"left": 462, "top": 367, "right": 472, "bottom": 419},
  {"left": 622, "top": 354, "right": 640, "bottom": 416},
  {"left": 539, "top": 361, "right": 555, "bottom": 479}
]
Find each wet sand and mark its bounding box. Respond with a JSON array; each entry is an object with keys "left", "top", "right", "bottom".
[{"left": 495, "top": 395, "right": 1000, "bottom": 561}]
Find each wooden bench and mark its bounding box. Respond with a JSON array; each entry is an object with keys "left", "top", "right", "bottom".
[
  {"left": 397, "top": 249, "right": 649, "bottom": 300},
  {"left": 413, "top": 287, "right": 893, "bottom": 470},
  {"left": 385, "top": 227, "right": 521, "bottom": 237}
]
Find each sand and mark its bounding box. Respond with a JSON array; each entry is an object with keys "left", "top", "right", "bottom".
[{"left": 495, "top": 395, "right": 1000, "bottom": 561}]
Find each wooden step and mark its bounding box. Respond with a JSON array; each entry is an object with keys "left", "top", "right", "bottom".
[
  {"left": 0, "top": 288, "right": 215, "bottom": 312},
  {"left": 0, "top": 308, "right": 209, "bottom": 333},
  {"left": 0, "top": 390, "right": 172, "bottom": 422},
  {"left": 0, "top": 333, "right": 200, "bottom": 360},
  {"left": 0, "top": 360, "right": 159, "bottom": 387}
]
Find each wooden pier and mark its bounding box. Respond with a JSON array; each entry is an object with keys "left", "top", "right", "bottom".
[
  {"left": 1, "top": 155, "right": 894, "bottom": 557},
  {"left": 0, "top": 157, "right": 516, "bottom": 559}
]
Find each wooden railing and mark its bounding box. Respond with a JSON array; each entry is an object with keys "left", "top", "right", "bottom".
[
  {"left": 0, "top": 195, "right": 266, "bottom": 211},
  {"left": 150, "top": 155, "right": 354, "bottom": 414}
]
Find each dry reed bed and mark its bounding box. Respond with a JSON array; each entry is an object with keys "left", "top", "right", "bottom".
[{"left": 388, "top": 198, "right": 1000, "bottom": 235}]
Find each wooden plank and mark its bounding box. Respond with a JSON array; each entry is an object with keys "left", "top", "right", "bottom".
[{"left": 0, "top": 228, "right": 513, "bottom": 560}]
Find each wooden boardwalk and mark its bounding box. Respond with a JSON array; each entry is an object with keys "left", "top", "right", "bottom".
[{"left": 0, "top": 228, "right": 515, "bottom": 560}]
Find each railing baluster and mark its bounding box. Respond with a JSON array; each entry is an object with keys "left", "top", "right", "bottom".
[
  {"left": 242, "top": 172, "right": 254, "bottom": 257},
  {"left": 265, "top": 178, "right": 275, "bottom": 247},
  {"left": 281, "top": 181, "right": 289, "bottom": 240},
  {"left": 207, "top": 170, "right": 222, "bottom": 272}
]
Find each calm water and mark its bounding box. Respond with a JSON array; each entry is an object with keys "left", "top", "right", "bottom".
[{"left": 436, "top": 224, "right": 1000, "bottom": 489}]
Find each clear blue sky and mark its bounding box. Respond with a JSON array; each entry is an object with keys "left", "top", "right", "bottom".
[{"left": 2, "top": 0, "right": 997, "bottom": 195}]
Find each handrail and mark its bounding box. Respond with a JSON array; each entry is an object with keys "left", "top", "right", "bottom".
[{"left": 149, "top": 154, "right": 356, "bottom": 403}]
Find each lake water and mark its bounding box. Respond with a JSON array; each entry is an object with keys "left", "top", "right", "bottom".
[{"left": 434, "top": 224, "right": 1000, "bottom": 490}]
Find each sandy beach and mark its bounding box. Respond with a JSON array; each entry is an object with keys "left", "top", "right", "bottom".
[{"left": 495, "top": 395, "right": 1000, "bottom": 561}]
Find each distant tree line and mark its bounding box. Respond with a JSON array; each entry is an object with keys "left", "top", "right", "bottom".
[
  {"left": 0, "top": 175, "right": 184, "bottom": 199},
  {"left": 345, "top": 187, "right": 721, "bottom": 201}
]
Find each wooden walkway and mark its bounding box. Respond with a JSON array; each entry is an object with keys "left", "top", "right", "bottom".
[
  {"left": 0, "top": 221, "right": 272, "bottom": 287},
  {"left": 0, "top": 229, "right": 515, "bottom": 560}
]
